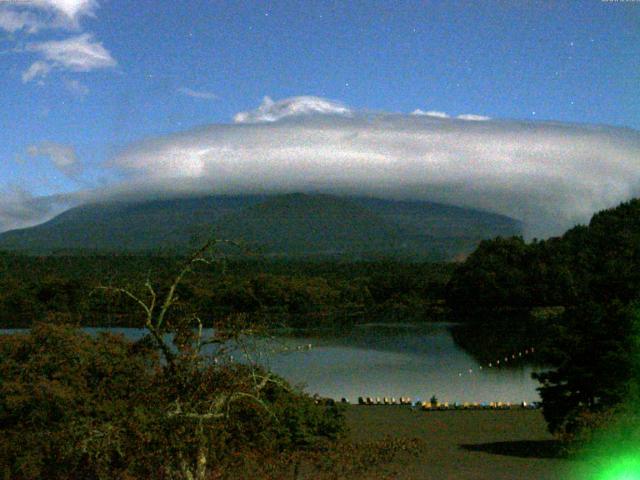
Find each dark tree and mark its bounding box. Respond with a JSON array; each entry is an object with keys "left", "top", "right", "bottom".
[{"left": 533, "top": 301, "right": 638, "bottom": 436}]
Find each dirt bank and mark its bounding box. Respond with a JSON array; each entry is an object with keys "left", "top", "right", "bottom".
[{"left": 345, "top": 406, "right": 582, "bottom": 479}]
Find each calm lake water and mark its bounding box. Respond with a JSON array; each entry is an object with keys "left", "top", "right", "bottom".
[{"left": 2, "top": 323, "right": 542, "bottom": 404}]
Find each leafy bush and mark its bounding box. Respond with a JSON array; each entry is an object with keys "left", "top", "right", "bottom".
[
  {"left": 0, "top": 323, "right": 160, "bottom": 479},
  {"left": 0, "top": 323, "right": 346, "bottom": 479}
]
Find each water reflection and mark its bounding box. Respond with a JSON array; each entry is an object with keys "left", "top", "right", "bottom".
[{"left": 248, "top": 322, "right": 542, "bottom": 403}]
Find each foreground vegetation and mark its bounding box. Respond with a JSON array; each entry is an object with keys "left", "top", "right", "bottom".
[{"left": 0, "top": 244, "right": 420, "bottom": 479}]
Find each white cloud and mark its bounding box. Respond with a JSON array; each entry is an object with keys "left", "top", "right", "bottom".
[
  {"left": 4, "top": 1, "right": 114, "bottom": 87},
  {"left": 63, "top": 77, "right": 88, "bottom": 95},
  {"left": 26, "top": 33, "right": 115, "bottom": 73},
  {"left": 32, "top": 0, "right": 96, "bottom": 20},
  {"left": 233, "top": 96, "right": 352, "bottom": 123},
  {"left": 457, "top": 114, "right": 491, "bottom": 121},
  {"left": 4, "top": 97, "right": 640, "bottom": 238},
  {"left": 178, "top": 87, "right": 218, "bottom": 101},
  {"left": 0, "top": 0, "right": 96, "bottom": 30},
  {"left": 0, "top": 7, "right": 43, "bottom": 32},
  {"left": 101, "top": 97, "right": 640, "bottom": 239},
  {"left": 21, "top": 59, "right": 51, "bottom": 82},
  {"left": 411, "top": 109, "right": 450, "bottom": 118},
  {"left": 22, "top": 32, "right": 116, "bottom": 82},
  {"left": 27, "top": 141, "right": 82, "bottom": 177},
  {"left": 0, "top": 0, "right": 94, "bottom": 36},
  {"left": 411, "top": 109, "right": 490, "bottom": 120}
]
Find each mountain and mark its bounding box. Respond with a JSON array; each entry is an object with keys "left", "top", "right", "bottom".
[{"left": 0, "top": 193, "right": 521, "bottom": 260}]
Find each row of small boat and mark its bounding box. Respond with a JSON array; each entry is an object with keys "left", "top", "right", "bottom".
[
  {"left": 419, "top": 401, "right": 540, "bottom": 410},
  {"left": 355, "top": 397, "right": 540, "bottom": 410},
  {"left": 357, "top": 396, "right": 414, "bottom": 405}
]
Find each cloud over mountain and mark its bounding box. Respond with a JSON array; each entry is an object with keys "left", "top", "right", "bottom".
[
  {"left": 1, "top": 97, "right": 639, "bottom": 236},
  {"left": 106, "top": 97, "right": 640, "bottom": 238},
  {"left": 0, "top": 187, "right": 71, "bottom": 233}
]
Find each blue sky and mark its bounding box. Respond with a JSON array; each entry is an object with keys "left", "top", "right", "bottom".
[{"left": 1, "top": 0, "right": 639, "bottom": 234}]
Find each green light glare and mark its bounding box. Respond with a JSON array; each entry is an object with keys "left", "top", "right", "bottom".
[{"left": 595, "top": 455, "right": 640, "bottom": 480}]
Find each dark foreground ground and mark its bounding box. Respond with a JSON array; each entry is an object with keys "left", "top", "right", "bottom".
[{"left": 345, "top": 406, "right": 584, "bottom": 480}]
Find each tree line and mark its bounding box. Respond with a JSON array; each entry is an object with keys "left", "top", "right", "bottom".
[{"left": 0, "top": 254, "right": 452, "bottom": 329}]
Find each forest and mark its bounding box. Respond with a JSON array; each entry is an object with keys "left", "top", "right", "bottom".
[
  {"left": 0, "top": 254, "right": 452, "bottom": 329},
  {"left": 447, "top": 199, "right": 640, "bottom": 452}
]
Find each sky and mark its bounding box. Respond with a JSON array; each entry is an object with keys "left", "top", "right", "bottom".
[{"left": 1, "top": 0, "right": 639, "bottom": 236}]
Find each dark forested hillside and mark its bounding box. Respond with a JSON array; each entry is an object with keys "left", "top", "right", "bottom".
[
  {"left": 0, "top": 193, "right": 520, "bottom": 260},
  {"left": 445, "top": 199, "right": 640, "bottom": 440},
  {"left": 446, "top": 199, "right": 640, "bottom": 313}
]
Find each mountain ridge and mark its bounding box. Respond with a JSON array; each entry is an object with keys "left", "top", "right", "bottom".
[{"left": 0, "top": 193, "right": 521, "bottom": 260}]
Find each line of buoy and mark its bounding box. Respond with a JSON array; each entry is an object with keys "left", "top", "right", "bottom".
[
  {"left": 458, "top": 346, "right": 536, "bottom": 377},
  {"left": 267, "top": 343, "right": 313, "bottom": 354}
]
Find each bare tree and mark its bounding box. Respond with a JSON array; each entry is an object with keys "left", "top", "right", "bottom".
[{"left": 97, "top": 239, "right": 290, "bottom": 480}]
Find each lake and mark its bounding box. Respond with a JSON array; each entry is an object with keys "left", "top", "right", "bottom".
[
  {"left": 254, "top": 322, "right": 542, "bottom": 404},
  {"left": 3, "top": 322, "right": 542, "bottom": 404}
]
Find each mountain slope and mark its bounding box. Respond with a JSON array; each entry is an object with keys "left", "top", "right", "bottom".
[
  {"left": 0, "top": 194, "right": 521, "bottom": 259},
  {"left": 213, "top": 193, "right": 433, "bottom": 256}
]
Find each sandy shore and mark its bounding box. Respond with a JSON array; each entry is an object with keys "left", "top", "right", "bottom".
[{"left": 345, "top": 406, "right": 583, "bottom": 480}]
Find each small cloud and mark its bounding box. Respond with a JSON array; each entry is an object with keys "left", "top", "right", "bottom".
[
  {"left": 27, "top": 142, "right": 82, "bottom": 177},
  {"left": 64, "top": 77, "right": 89, "bottom": 95},
  {"left": 4, "top": 2, "right": 112, "bottom": 89},
  {"left": 21, "top": 60, "right": 51, "bottom": 82},
  {"left": 0, "top": 0, "right": 97, "bottom": 30},
  {"left": 233, "top": 95, "right": 352, "bottom": 123},
  {"left": 35, "top": 0, "right": 97, "bottom": 22},
  {"left": 457, "top": 114, "right": 491, "bottom": 121},
  {"left": 0, "top": 186, "right": 65, "bottom": 233},
  {"left": 411, "top": 109, "right": 450, "bottom": 118},
  {"left": 178, "top": 87, "right": 218, "bottom": 101},
  {"left": 27, "top": 33, "right": 116, "bottom": 71},
  {"left": 22, "top": 33, "right": 116, "bottom": 82},
  {"left": 0, "top": 7, "right": 43, "bottom": 33}
]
